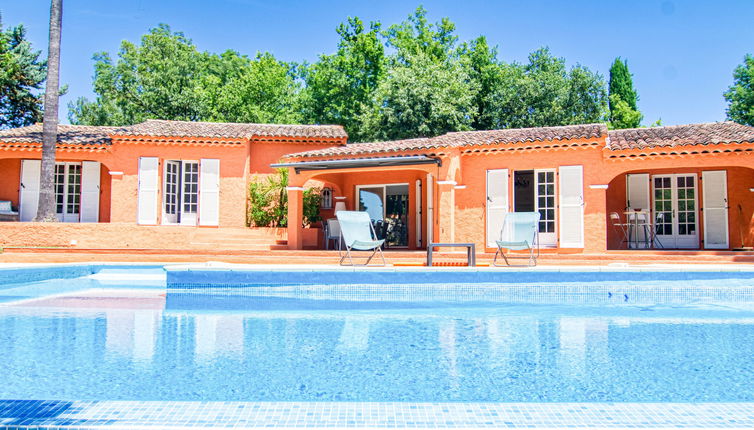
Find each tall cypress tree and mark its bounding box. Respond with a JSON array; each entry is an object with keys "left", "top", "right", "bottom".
[{"left": 608, "top": 57, "right": 642, "bottom": 128}]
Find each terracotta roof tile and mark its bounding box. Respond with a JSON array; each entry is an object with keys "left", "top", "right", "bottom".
[
  {"left": 607, "top": 122, "right": 754, "bottom": 150},
  {"left": 287, "top": 137, "right": 436, "bottom": 158},
  {"left": 0, "top": 124, "right": 122, "bottom": 146},
  {"left": 438, "top": 123, "right": 606, "bottom": 147},
  {"left": 117, "top": 119, "right": 347, "bottom": 139},
  {"left": 285, "top": 123, "right": 606, "bottom": 159}
]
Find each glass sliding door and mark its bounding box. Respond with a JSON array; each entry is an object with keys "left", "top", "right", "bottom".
[
  {"left": 385, "top": 184, "right": 409, "bottom": 247},
  {"left": 357, "top": 184, "right": 409, "bottom": 247}
]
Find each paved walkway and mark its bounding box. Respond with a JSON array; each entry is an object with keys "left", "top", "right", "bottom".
[{"left": 1, "top": 248, "right": 753, "bottom": 266}]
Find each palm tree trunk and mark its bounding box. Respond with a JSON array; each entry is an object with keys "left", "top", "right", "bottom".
[{"left": 35, "top": 0, "right": 63, "bottom": 222}]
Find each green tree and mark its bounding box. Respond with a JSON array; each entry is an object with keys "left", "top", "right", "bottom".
[
  {"left": 383, "top": 6, "right": 457, "bottom": 65},
  {"left": 360, "top": 7, "right": 478, "bottom": 140},
  {"left": 484, "top": 48, "right": 607, "bottom": 129},
  {"left": 36, "top": 0, "right": 63, "bottom": 222},
  {"left": 70, "top": 25, "right": 303, "bottom": 126},
  {"left": 608, "top": 94, "right": 643, "bottom": 130},
  {"left": 69, "top": 24, "right": 207, "bottom": 125},
  {"left": 0, "top": 17, "right": 47, "bottom": 129},
  {"left": 362, "top": 51, "right": 477, "bottom": 140},
  {"left": 301, "top": 17, "right": 385, "bottom": 142},
  {"left": 608, "top": 57, "right": 642, "bottom": 128},
  {"left": 724, "top": 54, "right": 754, "bottom": 126},
  {"left": 459, "top": 36, "right": 501, "bottom": 130},
  {"left": 205, "top": 51, "right": 302, "bottom": 124}
]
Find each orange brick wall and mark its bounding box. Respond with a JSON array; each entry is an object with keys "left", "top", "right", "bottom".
[
  {"left": 0, "top": 222, "right": 284, "bottom": 249},
  {"left": 457, "top": 144, "right": 606, "bottom": 253},
  {"left": 288, "top": 142, "right": 754, "bottom": 252},
  {"left": 0, "top": 135, "right": 345, "bottom": 228},
  {"left": 0, "top": 158, "right": 21, "bottom": 208},
  {"left": 250, "top": 140, "right": 338, "bottom": 174}
]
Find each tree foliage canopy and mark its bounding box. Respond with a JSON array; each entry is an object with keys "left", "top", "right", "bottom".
[
  {"left": 70, "top": 25, "right": 301, "bottom": 126},
  {"left": 300, "top": 17, "right": 385, "bottom": 142},
  {"left": 69, "top": 8, "right": 613, "bottom": 141},
  {"left": 0, "top": 20, "right": 47, "bottom": 129},
  {"left": 608, "top": 57, "right": 642, "bottom": 129},
  {"left": 481, "top": 48, "right": 607, "bottom": 130},
  {"left": 724, "top": 54, "right": 754, "bottom": 127}
]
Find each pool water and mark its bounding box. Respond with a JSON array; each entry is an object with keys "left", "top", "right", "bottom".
[{"left": 1, "top": 269, "right": 754, "bottom": 402}]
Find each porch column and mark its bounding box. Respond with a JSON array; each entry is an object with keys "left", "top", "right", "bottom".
[
  {"left": 585, "top": 184, "right": 608, "bottom": 253},
  {"left": 436, "top": 181, "right": 456, "bottom": 243},
  {"left": 286, "top": 187, "right": 304, "bottom": 250}
]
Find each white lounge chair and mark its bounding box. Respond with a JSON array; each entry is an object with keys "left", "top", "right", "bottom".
[
  {"left": 336, "top": 211, "right": 386, "bottom": 266},
  {"left": 493, "top": 212, "right": 540, "bottom": 267}
]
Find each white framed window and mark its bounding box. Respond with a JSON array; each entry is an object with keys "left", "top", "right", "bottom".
[
  {"left": 181, "top": 161, "right": 199, "bottom": 221},
  {"left": 535, "top": 170, "right": 556, "bottom": 234},
  {"left": 55, "top": 162, "right": 82, "bottom": 222},
  {"left": 321, "top": 187, "right": 332, "bottom": 209}
]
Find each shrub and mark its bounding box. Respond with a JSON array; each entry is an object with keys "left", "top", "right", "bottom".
[
  {"left": 303, "top": 187, "right": 322, "bottom": 227},
  {"left": 247, "top": 168, "right": 321, "bottom": 228}
]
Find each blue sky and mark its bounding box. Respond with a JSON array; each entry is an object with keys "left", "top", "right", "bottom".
[{"left": 3, "top": 0, "right": 753, "bottom": 126}]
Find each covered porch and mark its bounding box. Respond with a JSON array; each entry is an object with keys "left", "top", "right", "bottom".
[
  {"left": 605, "top": 165, "right": 754, "bottom": 251},
  {"left": 275, "top": 155, "right": 446, "bottom": 251}
]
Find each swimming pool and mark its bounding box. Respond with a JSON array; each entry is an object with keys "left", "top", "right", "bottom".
[{"left": 1, "top": 264, "right": 754, "bottom": 427}]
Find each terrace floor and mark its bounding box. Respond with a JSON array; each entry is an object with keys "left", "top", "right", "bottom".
[{"left": 1, "top": 248, "right": 753, "bottom": 266}]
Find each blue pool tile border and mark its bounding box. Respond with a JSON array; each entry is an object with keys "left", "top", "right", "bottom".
[
  {"left": 0, "top": 264, "right": 166, "bottom": 289},
  {"left": 166, "top": 266, "right": 754, "bottom": 289},
  {"left": 1, "top": 400, "right": 754, "bottom": 429},
  {"left": 0, "top": 265, "right": 95, "bottom": 288},
  {"left": 164, "top": 284, "right": 754, "bottom": 310}
]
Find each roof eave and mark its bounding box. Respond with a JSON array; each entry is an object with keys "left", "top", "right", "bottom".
[{"left": 271, "top": 155, "right": 442, "bottom": 173}]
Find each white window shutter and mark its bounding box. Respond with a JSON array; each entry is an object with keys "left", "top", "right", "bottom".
[
  {"left": 702, "top": 170, "right": 729, "bottom": 249},
  {"left": 80, "top": 161, "right": 100, "bottom": 223},
  {"left": 626, "top": 173, "right": 650, "bottom": 211},
  {"left": 559, "top": 165, "right": 584, "bottom": 248},
  {"left": 19, "top": 159, "right": 41, "bottom": 221},
  {"left": 199, "top": 159, "right": 220, "bottom": 226},
  {"left": 137, "top": 157, "right": 159, "bottom": 225},
  {"left": 486, "top": 169, "right": 509, "bottom": 247}
]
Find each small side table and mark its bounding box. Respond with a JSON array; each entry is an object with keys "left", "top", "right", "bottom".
[
  {"left": 427, "top": 243, "right": 476, "bottom": 267},
  {"left": 0, "top": 212, "right": 19, "bottom": 222}
]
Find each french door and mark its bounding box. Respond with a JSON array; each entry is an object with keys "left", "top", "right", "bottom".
[
  {"left": 513, "top": 169, "right": 556, "bottom": 246},
  {"left": 535, "top": 170, "right": 556, "bottom": 246},
  {"left": 357, "top": 184, "right": 409, "bottom": 247},
  {"left": 163, "top": 160, "right": 199, "bottom": 225},
  {"left": 54, "top": 162, "right": 82, "bottom": 222},
  {"left": 652, "top": 174, "right": 699, "bottom": 248}
]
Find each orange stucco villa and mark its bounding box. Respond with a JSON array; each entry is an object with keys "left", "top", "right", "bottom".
[{"left": 1, "top": 119, "right": 753, "bottom": 255}]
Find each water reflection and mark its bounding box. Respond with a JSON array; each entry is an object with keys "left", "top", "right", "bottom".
[{"left": 0, "top": 294, "right": 753, "bottom": 402}]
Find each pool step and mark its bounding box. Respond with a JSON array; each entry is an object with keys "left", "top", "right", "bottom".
[{"left": 87, "top": 267, "right": 167, "bottom": 286}]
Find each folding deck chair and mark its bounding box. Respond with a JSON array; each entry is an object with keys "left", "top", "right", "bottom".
[
  {"left": 493, "top": 212, "right": 541, "bottom": 267},
  {"left": 336, "top": 211, "right": 386, "bottom": 266}
]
